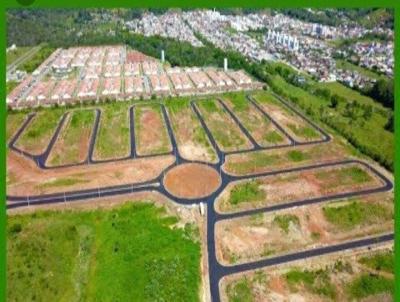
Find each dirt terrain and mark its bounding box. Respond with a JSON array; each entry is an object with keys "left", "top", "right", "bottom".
[
  {"left": 164, "top": 163, "right": 221, "bottom": 199},
  {"left": 135, "top": 105, "right": 172, "bottom": 156},
  {"left": 168, "top": 106, "right": 217, "bottom": 163},
  {"left": 215, "top": 193, "right": 393, "bottom": 265},
  {"left": 7, "top": 151, "right": 175, "bottom": 196},
  {"left": 220, "top": 243, "right": 394, "bottom": 302},
  {"left": 216, "top": 163, "right": 383, "bottom": 213}
]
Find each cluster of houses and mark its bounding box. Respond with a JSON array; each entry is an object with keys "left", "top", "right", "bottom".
[{"left": 7, "top": 45, "right": 262, "bottom": 109}]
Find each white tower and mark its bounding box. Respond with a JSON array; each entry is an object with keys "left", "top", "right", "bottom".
[
  {"left": 161, "top": 50, "right": 165, "bottom": 63},
  {"left": 224, "top": 58, "right": 228, "bottom": 71}
]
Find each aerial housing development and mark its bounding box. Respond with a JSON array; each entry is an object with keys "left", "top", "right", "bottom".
[{"left": 6, "top": 8, "right": 395, "bottom": 302}]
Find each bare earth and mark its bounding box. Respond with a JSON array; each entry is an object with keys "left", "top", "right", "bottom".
[
  {"left": 163, "top": 163, "right": 221, "bottom": 199},
  {"left": 7, "top": 151, "right": 175, "bottom": 196}
]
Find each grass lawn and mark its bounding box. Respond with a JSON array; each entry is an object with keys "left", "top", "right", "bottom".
[
  {"left": 48, "top": 109, "right": 95, "bottom": 166},
  {"left": 7, "top": 202, "right": 201, "bottom": 302},
  {"left": 228, "top": 180, "right": 265, "bottom": 206},
  {"left": 197, "top": 99, "right": 250, "bottom": 152},
  {"left": 323, "top": 200, "right": 392, "bottom": 230},
  {"left": 15, "top": 108, "right": 65, "bottom": 155},
  {"left": 223, "top": 92, "right": 286, "bottom": 147},
  {"left": 6, "top": 46, "right": 33, "bottom": 65},
  {"left": 6, "top": 112, "right": 27, "bottom": 142},
  {"left": 93, "top": 102, "right": 131, "bottom": 160}
]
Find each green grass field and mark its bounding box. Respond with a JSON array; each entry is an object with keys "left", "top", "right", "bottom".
[
  {"left": 323, "top": 200, "right": 392, "bottom": 230},
  {"left": 7, "top": 202, "right": 201, "bottom": 302},
  {"left": 93, "top": 103, "right": 131, "bottom": 160},
  {"left": 359, "top": 251, "right": 394, "bottom": 274},
  {"left": 48, "top": 109, "right": 95, "bottom": 166},
  {"left": 335, "top": 59, "right": 384, "bottom": 81},
  {"left": 223, "top": 92, "right": 285, "bottom": 147},
  {"left": 228, "top": 180, "right": 265, "bottom": 206},
  {"left": 15, "top": 108, "right": 65, "bottom": 155},
  {"left": 6, "top": 46, "right": 34, "bottom": 65},
  {"left": 252, "top": 90, "right": 320, "bottom": 142},
  {"left": 6, "top": 112, "right": 27, "bottom": 142},
  {"left": 197, "top": 99, "right": 250, "bottom": 152}
]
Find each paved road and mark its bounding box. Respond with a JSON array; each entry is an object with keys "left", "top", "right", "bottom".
[{"left": 6, "top": 93, "right": 394, "bottom": 302}]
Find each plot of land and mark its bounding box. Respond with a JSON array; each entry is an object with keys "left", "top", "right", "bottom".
[
  {"left": 7, "top": 151, "right": 174, "bottom": 196},
  {"left": 7, "top": 202, "right": 201, "bottom": 302},
  {"left": 93, "top": 102, "right": 131, "bottom": 160},
  {"left": 223, "top": 140, "right": 350, "bottom": 175},
  {"left": 221, "top": 245, "right": 394, "bottom": 302},
  {"left": 222, "top": 92, "right": 288, "bottom": 147},
  {"left": 15, "top": 108, "right": 65, "bottom": 155},
  {"left": 6, "top": 112, "right": 27, "bottom": 143},
  {"left": 216, "top": 163, "right": 381, "bottom": 213},
  {"left": 252, "top": 90, "right": 322, "bottom": 142},
  {"left": 47, "top": 109, "right": 95, "bottom": 166},
  {"left": 197, "top": 99, "right": 252, "bottom": 152},
  {"left": 216, "top": 193, "right": 393, "bottom": 265},
  {"left": 134, "top": 104, "right": 172, "bottom": 156},
  {"left": 166, "top": 98, "right": 217, "bottom": 163}
]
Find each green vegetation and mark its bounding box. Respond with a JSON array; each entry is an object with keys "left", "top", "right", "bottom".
[
  {"left": 48, "top": 109, "right": 95, "bottom": 166},
  {"left": 359, "top": 251, "right": 394, "bottom": 274},
  {"left": 285, "top": 269, "right": 336, "bottom": 299},
  {"left": 287, "top": 150, "right": 310, "bottom": 162},
  {"left": 273, "top": 214, "right": 300, "bottom": 233},
  {"left": 6, "top": 112, "right": 27, "bottom": 142},
  {"left": 198, "top": 99, "right": 248, "bottom": 151},
  {"left": 6, "top": 46, "right": 34, "bottom": 65},
  {"left": 16, "top": 108, "right": 65, "bottom": 155},
  {"left": 37, "top": 177, "right": 90, "bottom": 190},
  {"left": 7, "top": 202, "right": 201, "bottom": 302},
  {"left": 262, "top": 63, "right": 394, "bottom": 171},
  {"left": 335, "top": 59, "right": 383, "bottom": 80},
  {"left": 347, "top": 274, "right": 394, "bottom": 299},
  {"left": 229, "top": 180, "right": 265, "bottom": 205},
  {"left": 323, "top": 201, "right": 392, "bottom": 230},
  {"left": 94, "top": 103, "right": 131, "bottom": 160},
  {"left": 316, "top": 166, "right": 372, "bottom": 187},
  {"left": 20, "top": 46, "right": 55, "bottom": 73},
  {"left": 226, "top": 278, "right": 253, "bottom": 302},
  {"left": 224, "top": 93, "right": 285, "bottom": 147},
  {"left": 6, "top": 81, "right": 19, "bottom": 94},
  {"left": 253, "top": 91, "right": 320, "bottom": 141}
]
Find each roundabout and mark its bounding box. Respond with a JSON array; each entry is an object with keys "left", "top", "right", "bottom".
[{"left": 163, "top": 163, "right": 221, "bottom": 199}]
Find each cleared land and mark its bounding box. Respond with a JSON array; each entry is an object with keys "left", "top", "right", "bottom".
[
  {"left": 93, "top": 102, "right": 131, "bottom": 160},
  {"left": 15, "top": 108, "right": 65, "bottom": 155},
  {"left": 197, "top": 99, "right": 252, "bottom": 152},
  {"left": 223, "top": 140, "right": 350, "bottom": 175},
  {"left": 47, "top": 110, "right": 95, "bottom": 166},
  {"left": 163, "top": 163, "right": 221, "bottom": 199},
  {"left": 134, "top": 104, "right": 172, "bottom": 156},
  {"left": 7, "top": 151, "right": 174, "bottom": 196},
  {"left": 6, "top": 112, "right": 27, "bottom": 143},
  {"left": 166, "top": 98, "right": 217, "bottom": 163},
  {"left": 222, "top": 92, "right": 288, "bottom": 147},
  {"left": 6, "top": 46, "right": 34, "bottom": 65},
  {"left": 7, "top": 202, "right": 201, "bottom": 301},
  {"left": 216, "top": 163, "right": 382, "bottom": 213},
  {"left": 216, "top": 193, "right": 393, "bottom": 265},
  {"left": 221, "top": 245, "right": 394, "bottom": 302},
  {"left": 252, "top": 90, "right": 321, "bottom": 142}
]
